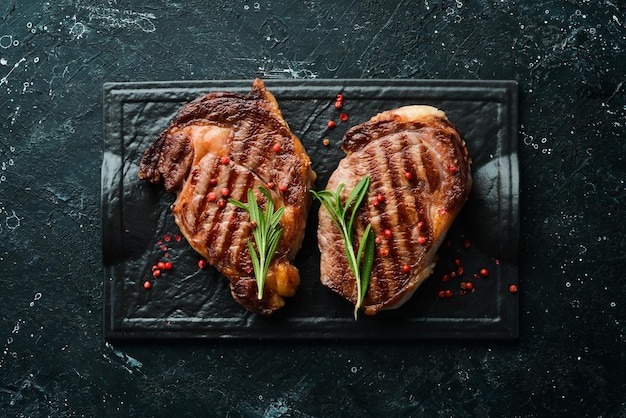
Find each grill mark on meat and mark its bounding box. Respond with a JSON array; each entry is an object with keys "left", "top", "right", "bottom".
[
  {"left": 378, "top": 137, "right": 402, "bottom": 289},
  {"left": 393, "top": 136, "right": 425, "bottom": 284},
  {"left": 194, "top": 156, "right": 224, "bottom": 250},
  {"left": 393, "top": 142, "right": 412, "bottom": 269},
  {"left": 390, "top": 135, "right": 412, "bottom": 232},
  {"left": 398, "top": 140, "right": 419, "bottom": 237},
  {"left": 211, "top": 165, "right": 248, "bottom": 261},
  {"left": 365, "top": 138, "right": 396, "bottom": 297},
  {"left": 220, "top": 171, "right": 257, "bottom": 266},
  {"left": 196, "top": 161, "right": 220, "bottom": 233},
  {"left": 414, "top": 191, "right": 430, "bottom": 243},
  {"left": 419, "top": 140, "right": 441, "bottom": 194},
  {"left": 226, "top": 208, "right": 251, "bottom": 270},
  {"left": 414, "top": 144, "right": 434, "bottom": 243},
  {"left": 231, "top": 131, "right": 265, "bottom": 179}
]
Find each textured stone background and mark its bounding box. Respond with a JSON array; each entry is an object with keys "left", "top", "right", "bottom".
[{"left": 0, "top": 0, "right": 624, "bottom": 416}]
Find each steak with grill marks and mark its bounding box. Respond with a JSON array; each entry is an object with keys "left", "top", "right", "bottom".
[
  {"left": 138, "top": 79, "right": 315, "bottom": 315},
  {"left": 317, "top": 105, "right": 472, "bottom": 315}
]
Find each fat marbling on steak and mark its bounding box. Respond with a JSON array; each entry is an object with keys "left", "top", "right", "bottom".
[
  {"left": 317, "top": 105, "right": 472, "bottom": 315},
  {"left": 138, "top": 79, "right": 315, "bottom": 315}
]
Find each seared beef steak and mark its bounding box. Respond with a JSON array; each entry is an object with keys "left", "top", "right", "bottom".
[
  {"left": 317, "top": 106, "right": 472, "bottom": 315},
  {"left": 139, "top": 79, "right": 315, "bottom": 315}
]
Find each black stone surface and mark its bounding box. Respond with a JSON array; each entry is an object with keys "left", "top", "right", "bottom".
[{"left": 0, "top": 0, "right": 624, "bottom": 416}]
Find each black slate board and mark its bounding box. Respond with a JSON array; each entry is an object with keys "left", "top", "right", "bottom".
[{"left": 102, "top": 79, "right": 519, "bottom": 339}]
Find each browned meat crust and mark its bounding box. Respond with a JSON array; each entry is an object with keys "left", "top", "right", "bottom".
[
  {"left": 139, "top": 79, "right": 315, "bottom": 315},
  {"left": 317, "top": 106, "right": 472, "bottom": 315}
]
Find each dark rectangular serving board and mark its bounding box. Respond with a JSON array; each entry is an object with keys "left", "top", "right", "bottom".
[{"left": 102, "top": 79, "right": 519, "bottom": 339}]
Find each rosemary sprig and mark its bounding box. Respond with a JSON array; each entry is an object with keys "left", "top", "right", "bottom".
[
  {"left": 311, "top": 176, "right": 375, "bottom": 319},
  {"left": 229, "top": 187, "right": 284, "bottom": 300}
]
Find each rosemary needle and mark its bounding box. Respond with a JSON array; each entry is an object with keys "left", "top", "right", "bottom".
[{"left": 229, "top": 186, "right": 284, "bottom": 300}]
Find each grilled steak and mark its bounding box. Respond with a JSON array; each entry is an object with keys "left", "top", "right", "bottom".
[
  {"left": 317, "top": 105, "right": 471, "bottom": 315},
  {"left": 138, "top": 79, "right": 315, "bottom": 315}
]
